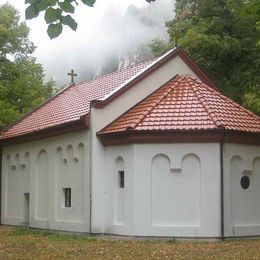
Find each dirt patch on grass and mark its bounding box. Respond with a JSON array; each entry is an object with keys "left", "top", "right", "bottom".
[{"left": 0, "top": 227, "right": 260, "bottom": 259}]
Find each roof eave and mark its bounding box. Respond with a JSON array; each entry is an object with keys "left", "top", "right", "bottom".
[
  {"left": 0, "top": 114, "right": 90, "bottom": 147},
  {"left": 1, "top": 83, "right": 76, "bottom": 135},
  {"left": 97, "top": 129, "right": 260, "bottom": 146}
]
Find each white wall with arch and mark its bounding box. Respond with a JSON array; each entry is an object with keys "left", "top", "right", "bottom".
[
  {"left": 151, "top": 153, "right": 200, "bottom": 227},
  {"left": 1, "top": 130, "right": 90, "bottom": 232},
  {"left": 35, "top": 150, "right": 49, "bottom": 221},
  {"left": 104, "top": 143, "right": 220, "bottom": 237},
  {"left": 2, "top": 152, "right": 30, "bottom": 225},
  {"left": 104, "top": 145, "right": 134, "bottom": 235},
  {"left": 114, "top": 156, "right": 125, "bottom": 225},
  {"left": 55, "top": 143, "right": 87, "bottom": 224},
  {"left": 224, "top": 144, "right": 260, "bottom": 237}
]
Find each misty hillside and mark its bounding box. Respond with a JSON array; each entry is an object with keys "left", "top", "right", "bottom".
[{"left": 50, "top": 1, "right": 173, "bottom": 86}]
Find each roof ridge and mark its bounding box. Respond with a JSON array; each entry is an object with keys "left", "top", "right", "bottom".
[
  {"left": 128, "top": 75, "right": 180, "bottom": 130},
  {"left": 76, "top": 57, "right": 157, "bottom": 87},
  {"left": 191, "top": 77, "right": 224, "bottom": 128}
]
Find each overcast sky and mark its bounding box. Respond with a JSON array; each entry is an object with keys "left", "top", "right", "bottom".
[{"left": 1, "top": 0, "right": 174, "bottom": 86}]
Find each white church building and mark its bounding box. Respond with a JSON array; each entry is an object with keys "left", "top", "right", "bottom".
[{"left": 0, "top": 48, "right": 260, "bottom": 238}]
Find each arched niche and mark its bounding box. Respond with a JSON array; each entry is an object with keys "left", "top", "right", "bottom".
[
  {"left": 56, "top": 146, "right": 63, "bottom": 157},
  {"left": 116, "top": 156, "right": 124, "bottom": 171},
  {"left": 78, "top": 143, "right": 84, "bottom": 149},
  {"left": 181, "top": 153, "right": 200, "bottom": 163},
  {"left": 151, "top": 153, "right": 171, "bottom": 170},
  {"left": 230, "top": 155, "right": 260, "bottom": 231},
  {"left": 55, "top": 147, "right": 66, "bottom": 175},
  {"left": 252, "top": 157, "right": 260, "bottom": 221},
  {"left": 114, "top": 156, "right": 125, "bottom": 224},
  {"left": 77, "top": 143, "right": 85, "bottom": 162},
  {"left": 24, "top": 152, "right": 30, "bottom": 161},
  {"left": 5, "top": 151, "right": 30, "bottom": 219},
  {"left": 55, "top": 142, "right": 86, "bottom": 223},
  {"left": 66, "top": 144, "right": 74, "bottom": 163},
  {"left": 15, "top": 153, "right": 20, "bottom": 166},
  {"left": 230, "top": 155, "right": 250, "bottom": 226},
  {"left": 253, "top": 157, "right": 260, "bottom": 171},
  {"left": 20, "top": 152, "right": 30, "bottom": 168},
  {"left": 6, "top": 155, "right": 11, "bottom": 170},
  {"left": 35, "top": 149, "right": 49, "bottom": 221},
  {"left": 181, "top": 153, "right": 201, "bottom": 224},
  {"left": 151, "top": 153, "right": 200, "bottom": 226},
  {"left": 151, "top": 154, "right": 171, "bottom": 225},
  {"left": 5, "top": 154, "right": 18, "bottom": 217},
  {"left": 230, "top": 155, "right": 243, "bottom": 192},
  {"left": 230, "top": 155, "right": 243, "bottom": 184},
  {"left": 252, "top": 157, "right": 260, "bottom": 189}
]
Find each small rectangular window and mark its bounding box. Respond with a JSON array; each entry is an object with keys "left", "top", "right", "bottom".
[
  {"left": 63, "top": 188, "right": 71, "bottom": 207},
  {"left": 118, "top": 171, "right": 124, "bottom": 188}
]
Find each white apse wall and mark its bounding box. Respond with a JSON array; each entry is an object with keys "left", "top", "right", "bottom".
[
  {"left": 223, "top": 143, "right": 260, "bottom": 237},
  {"left": 103, "top": 143, "right": 221, "bottom": 237}
]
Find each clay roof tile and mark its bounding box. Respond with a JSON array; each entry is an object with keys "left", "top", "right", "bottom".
[
  {"left": 100, "top": 76, "right": 260, "bottom": 134},
  {"left": 1, "top": 59, "right": 155, "bottom": 139}
]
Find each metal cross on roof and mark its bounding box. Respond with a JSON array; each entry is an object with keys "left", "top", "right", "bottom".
[{"left": 68, "top": 69, "right": 77, "bottom": 84}]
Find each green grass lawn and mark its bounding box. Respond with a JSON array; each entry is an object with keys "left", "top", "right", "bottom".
[{"left": 0, "top": 226, "right": 260, "bottom": 259}]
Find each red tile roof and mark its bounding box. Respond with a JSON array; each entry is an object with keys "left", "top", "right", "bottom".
[
  {"left": 1, "top": 59, "right": 155, "bottom": 139},
  {"left": 100, "top": 76, "right": 260, "bottom": 134}
]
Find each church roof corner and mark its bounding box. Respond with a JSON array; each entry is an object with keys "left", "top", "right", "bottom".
[{"left": 98, "top": 75, "right": 260, "bottom": 145}]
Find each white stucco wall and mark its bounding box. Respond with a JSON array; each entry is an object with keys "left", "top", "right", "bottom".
[
  {"left": 223, "top": 143, "right": 260, "bottom": 237},
  {"left": 90, "top": 54, "right": 198, "bottom": 234},
  {"left": 1, "top": 130, "right": 91, "bottom": 232},
  {"left": 103, "top": 143, "right": 221, "bottom": 237}
]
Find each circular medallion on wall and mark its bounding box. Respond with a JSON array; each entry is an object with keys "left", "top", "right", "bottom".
[{"left": 240, "top": 175, "right": 250, "bottom": 190}]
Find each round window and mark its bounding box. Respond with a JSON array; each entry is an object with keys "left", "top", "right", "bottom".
[{"left": 240, "top": 175, "right": 250, "bottom": 190}]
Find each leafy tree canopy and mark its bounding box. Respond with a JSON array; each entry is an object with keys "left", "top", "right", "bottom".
[
  {"left": 0, "top": 4, "right": 55, "bottom": 129},
  {"left": 25, "top": 0, "right": 156, "bottom": 39},
  {"left": 150, "top": 0, "right": 260, "bottom": 115}
]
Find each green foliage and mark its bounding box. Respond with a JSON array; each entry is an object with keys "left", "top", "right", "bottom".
[
  {"left": 0, "top": 4, "right": 35, "bottom": 59},
  {"left": 25, "top": 4, "right": 39, "bottom": 19},
  {"left": 44, "top": 7, "right": 61, "bottom": 23},
  {"left": 149, "top": 39, "right": 174, "bottom": 57},
  {"left": 47, "top": 22, "right": 63, "bottom": 39},
  {"left": 0, "top": 4, "right": 55, "bottom": 129},
  {"left": 25, "top": 0, "right": 83, "bottom": 39},
  {"left": 243, "top": 92, "right": 260, "bottom": 115},
  {"left": 151, "top": 0, "right": 260, "bottom": 115},
  {"left": 61, "top": 15, "right": 78, "bottom": 31},
  {"left": 25, "top": 0, "right": 156, "bottom": 39},
  {"left": 58, "top": 1, "right": 75, "bottom": 13}
]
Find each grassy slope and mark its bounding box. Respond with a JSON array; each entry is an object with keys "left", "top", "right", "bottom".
[{"left": 0, "top": 227, "right": 260, "bottom": 259}]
